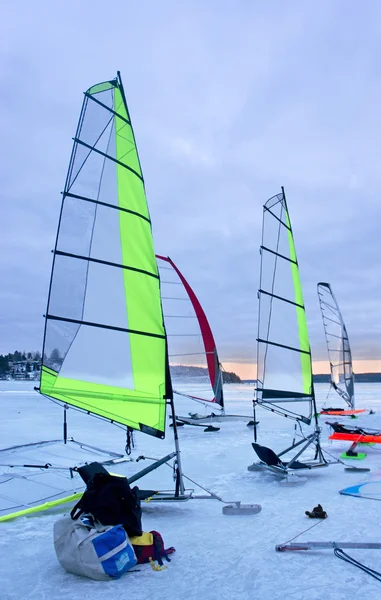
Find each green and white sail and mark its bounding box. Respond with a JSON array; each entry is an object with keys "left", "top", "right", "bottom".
[
  {"left": 255, "top": 188, "right": 314, "bottom": 424},
  {"left": 40, "top": 73, "right": 170, "bottom": 438},
  {"left": 317, "top": 282, "right": 355, "bottom": 409}
]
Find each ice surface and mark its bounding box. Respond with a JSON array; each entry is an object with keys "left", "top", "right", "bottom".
[{"left": 1, "top": 381, "right": 381, "bottom": 599}]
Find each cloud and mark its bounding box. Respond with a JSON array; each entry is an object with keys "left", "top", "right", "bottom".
[{"left": 0, "top": 0, "right": 380, "bottom": 375}]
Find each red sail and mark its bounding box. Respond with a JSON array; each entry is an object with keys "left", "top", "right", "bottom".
[{"left": 156, "top": 255, "right": 224, "bottom": 408}]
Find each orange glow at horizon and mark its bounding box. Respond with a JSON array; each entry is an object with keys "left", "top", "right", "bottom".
[{"left": 223, "top": 360, "right": 381, "bottom": 380}]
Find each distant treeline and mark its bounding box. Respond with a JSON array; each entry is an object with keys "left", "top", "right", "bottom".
[
  {"left": 2, "top": 351, "right": 379, "bottom": 384},
  {"left": 313, "top": 373, "right": 381, "bottom": 383},
  {"left": 222, "top": 370, "right": 241, "bottom": 384},
  {"left": 0, "top": 350, "right": 41, "bottom": 378},
  {"left": 242, "top": 373, "right": 381, "bottom": 384},
  {"left": 170, "top": 364, "right": 241, "bottom": 383}
]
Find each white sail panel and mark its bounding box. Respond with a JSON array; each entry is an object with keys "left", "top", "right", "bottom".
[
  {"left": 255, "top": 190, "right": 314, "bottom": 424},
  {"left": 317, "top": 282, "right": 355, "bottom": 409}
]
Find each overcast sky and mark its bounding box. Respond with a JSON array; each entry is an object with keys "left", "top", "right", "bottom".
[{"left": 1, "top": 1, "right": 380, "bottom": 376}]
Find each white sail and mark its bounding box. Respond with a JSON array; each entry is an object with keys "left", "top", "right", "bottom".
[
  {"left": 255, "top": 189, "right": 315, "bottom": 424},
  {"left": 317, "top": 282, "right": 355, "bottom": 409}
]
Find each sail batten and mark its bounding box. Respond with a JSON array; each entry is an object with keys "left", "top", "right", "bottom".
[
  {"left": 73, "top": 137, "right": 144, "bottom": 181},
  {"left": 54, "top": 249, "right": 159, "bottom": 279},
  {"left": 40, "top": 73, "right": 169, "bottom": 437},
  {"left": 317, "top": 282, "right": 355, "bottom": 409},
  {"left": 63, "top": 192, "right": 151, "bottom": 223},
  {"left": 261, "top": 246, "right": 297, "bottom": 264},
  {"left": 255, "top": 189, "right": 315, "bottom": 423},
  {"left": 258, "top": 289, "right": 304, "bottom": 309}
]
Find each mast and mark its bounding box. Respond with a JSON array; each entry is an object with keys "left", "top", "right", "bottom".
[{"left": 317, "top": 282, "right": 355, "bottom": 409}]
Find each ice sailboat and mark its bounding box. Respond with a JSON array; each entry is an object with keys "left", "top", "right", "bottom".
[
  {"left": 248, "top": 188, "right": 330, "bottom": 476},
  {"left": 1, "top": 73, "right": 260, "bottom": 519},
  {"left": 317, "top": 282, "right": 365, "bottom": 416},
  {"left": 156, "top": 255, "right": 254, "bottom": 431}
]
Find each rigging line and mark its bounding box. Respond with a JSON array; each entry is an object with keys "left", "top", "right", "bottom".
[
  {"left": 65, "top": 96, "right": 87, "bottom": 194},
  {"left": 173, "top": 390, "right": 217, "bottom": 404},
  {"left": 167, "top": 334, "right": 200, "bottom": 337},
  {"left": 114, "top": 129, "right": 137, "bottom": 164},
  {"left": 170, "top": 352, "right": 214, "bottom": 357},
  {"left": 278, "top": 516, "right": 326, "bottom": 546},
  {"left": 262, "top": 195, "right": 284, "bottom": 382},
  {"left": 67, "top": 112, "right": 114, "bottom": 192},
  {"left": 40, "top": 94, "right": 88, "bottom": 372},
  {"left": 43, "top": 396, "right": 128, "bottom": 432},
  {"left": 54, "top": 250, "right": 159, "bottom": 280},
  {"left": 51, "top": 128, "right": 111, "bottom": 374},
  {"left": 64, "top": 123, "right": 114, "bottom": 365},
  {"left": 255, "top": 399, "right": 310, "bottom": 421},
  {"left": 162, "top": 315, "right": 197, "bottom": 318}
]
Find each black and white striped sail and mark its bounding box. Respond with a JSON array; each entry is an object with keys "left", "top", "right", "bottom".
[
  {"left": 317, "top": 282, "right": 355, "bottom": 409},
  {"left": 255, "top": 189, "right": 315, "bottom": 424}
]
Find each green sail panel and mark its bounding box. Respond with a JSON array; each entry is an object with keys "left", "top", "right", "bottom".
[
  {"left": 40, "top": 74, "right": 168, "bottom": 437},
  {"left": 255, "top": 188, "right": 314, "bottom": 424},
  {"left": 317, "top": 282, "right": 355, "bottom": 409}
]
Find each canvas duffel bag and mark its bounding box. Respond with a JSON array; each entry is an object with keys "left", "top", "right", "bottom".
[{"left": 54, "top": 515, "right": 137, "bottom": 580}]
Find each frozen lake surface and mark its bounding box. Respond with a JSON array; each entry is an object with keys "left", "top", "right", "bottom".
[{"left": 1, "top": 380, "right": 381, "bottom": 599}]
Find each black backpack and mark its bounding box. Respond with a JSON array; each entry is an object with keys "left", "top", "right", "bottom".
[{"left": 71, "top": 472, "right": 143, "bottom": 537}]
